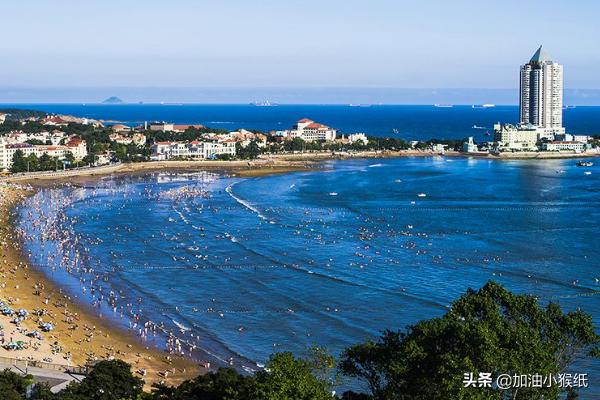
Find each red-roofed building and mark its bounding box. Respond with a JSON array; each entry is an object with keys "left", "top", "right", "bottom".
[
  {"left": 227, "top": 129, "right": 267, "bottom": 148},
  {"left": 41, "top": 115, "right": 68, "bottom": 126},
  {"left": 65, "top": 138, "right": 88, "bottom": 159},
  {"left": 280, "top": 118, "right": 337, "bottom": 141}
]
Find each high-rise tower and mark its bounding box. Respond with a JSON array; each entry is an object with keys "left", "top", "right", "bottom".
[{"left": 519, "top": 46, "right": 563, "bottom": 129}]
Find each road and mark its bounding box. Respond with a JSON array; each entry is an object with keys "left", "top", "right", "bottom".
[{"left": 0, "top": 360, "right": 85, "bottom": 393}]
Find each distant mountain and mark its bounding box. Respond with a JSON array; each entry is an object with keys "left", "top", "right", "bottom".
[{"left": 102, "top": 96, "right": 124, "bottom": 104}]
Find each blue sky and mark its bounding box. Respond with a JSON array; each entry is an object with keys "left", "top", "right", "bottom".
[{"left": 1, "top": 0, "right": 599, "bottom": 102}]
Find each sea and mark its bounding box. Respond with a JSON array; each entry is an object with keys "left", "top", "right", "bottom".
[
  {"left": 10, "top": 104, "right": 600, "bottom": 395},
  {"left": 3, "top": 103, "right": 600, "bottom": 140}
]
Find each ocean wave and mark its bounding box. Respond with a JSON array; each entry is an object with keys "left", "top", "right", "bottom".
[{"left": 225, "top": 182, "right": 269, "bottom": 221}]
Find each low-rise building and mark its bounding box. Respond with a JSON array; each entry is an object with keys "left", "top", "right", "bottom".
[
  {"left": 41, "top": 115, "right": 69, "bottom": 126},
  {"left": 150, "top": 139, "right": 236, "bottom": 161},
  {"left": 542, "top": 141, "right": 587, "bottom": 152},
  {"left": 149, "top": 123, "right": 204, "bottom": 132},
  {"left": 64, "top": 138, "right": 88, "bottom": 159},
  {"left": 111, "top": 124, "right": 132, "bottom": 133},
  {"left": 462, "top": 137, "right": 479, "bottom": 153},
  {"left": 335, "top": 133, "right": 369, "bottom": 146},
  {"left": 228, "top": 129, "right": 267, "bottom": 148},
  {"left": 3, "top": 130, "right": 67, "bottom": 146},
  {"left": 554, "top": 133, "right": 590, "bottom": 143},
  {"left": 494, "top": 123, "right": 539, "bottom": 151},
  {"left": 277, "top": 118, "right": 337, "bottom": 142},
  {"left": 0, "top": 138, "right": 88, "bottom": 170},
  {"left": 431, "top": 143, "right": 447, "bottom": 153},
  {"left": 109, "top": 133, "right": 147, "bottom": 146}
]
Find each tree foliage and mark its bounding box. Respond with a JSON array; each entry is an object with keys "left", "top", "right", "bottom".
[
  {"left": 0, "top": 369, "right": 34, "bottom": 400},
  {"left": 339, "top": 281, "right": 600, "bottom": 400},
  {"left": 56, "top": 360, "right": 143, "bottom": 400},
  {"left": 2, "top": 284, "right": 598, "bottom": 400}
]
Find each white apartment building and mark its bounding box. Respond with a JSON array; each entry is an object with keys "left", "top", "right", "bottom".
[
  {"left": 335, "top": 133, "right": 369, "bottom": 145},
  {"left": 0, "top": 138, "right": 88, "bottom": 170},
  {"left": 554, "top": 133, "right": 590, "bottom": 143},
  {"left": 520, "top": 46, "right": 563, "bottom": 129},
  {"left": 280, "top": 118, "right": 337, "bottom": 142},
  {"left": 542, "top": 141, "right": 587, "bottom": 152},
  {"left": 347, "top": 133, "right": 368, "bottom": 144},
  {"left": 150, "top": 140, "right": 236, "bottom": 161},
  {"left": 3, "top": 130, "right": 67, "bottom": 146},
  {"left": 493, "top": 123, "right": 539, "bottom": 151}
]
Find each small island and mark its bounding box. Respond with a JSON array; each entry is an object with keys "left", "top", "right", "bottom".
[{"left": 102, "top": 96, "right": 124, "bottom": 104}]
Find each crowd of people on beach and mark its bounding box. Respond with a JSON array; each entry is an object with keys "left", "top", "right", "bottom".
[
  {"left": 0, "top": 182, "right": 196, "bottom": 384},
  {"left": 10, "top": 174, "right": 224, "bottom": 372}
]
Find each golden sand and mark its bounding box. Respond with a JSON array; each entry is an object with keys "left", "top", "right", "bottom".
[{"left": 0, "top": 184, "right": 199, "bottom": 388}]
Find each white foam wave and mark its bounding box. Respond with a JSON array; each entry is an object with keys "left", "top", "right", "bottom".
[{"left": 226, "top": 183, "right": 269, "bottom": 221}]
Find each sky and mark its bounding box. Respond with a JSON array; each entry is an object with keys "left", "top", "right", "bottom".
[{"left": 1, "top": 0, "right": 599, "bottom": 103}]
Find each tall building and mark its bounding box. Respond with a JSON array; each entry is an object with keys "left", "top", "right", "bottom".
[{"left": 519, "top": 46, "right": 563, "bottom": 129}]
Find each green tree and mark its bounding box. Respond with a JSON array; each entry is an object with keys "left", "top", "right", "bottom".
[
  {"left": 10, "top": 150, "right": 28, "bottom": 173},
  {"left": 339, "top": 281, "right": 600, "bottom": 400},
  {"left": 248, "top": 352, "right": 334, "bottom": 400},
  {"left": 30, "top": 382, "right": 58, "bottom": 400},
  {"left": 57, "top": 360, "right": 143, "bottom": 400},
  {"left": 26, "top": 153, "right": 39, "bottom": 171},
  {"left": 284, "top": 137, "right": 307, "bottom": 152},
  {"left": 0, "top": 369, "right": 34, "bottom": 400},
  {"left": 83, "top": 153, "right": 98, "bottom": 166},
  {"left": 149, "top": 367, "right": 251, "bottom": 400},
  {"left": 26, "top": 139, "right": 46, "bottom": 145},
  {"left": 236, "top": 141, "right": 262, "bottom": 160},
  {"left": 38, "top": 153, "right": 53, "bottom": 170},
  {"left": 64, "top": 151, "right": 76, "bottom": 166}
]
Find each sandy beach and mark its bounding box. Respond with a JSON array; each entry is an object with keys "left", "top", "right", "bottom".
[
  {"left": 0, "top": 184, "right": 200, "bottom": 388},
  {"left": 0, "top": 148, "right": 597, "bottom": 388},
  {"left": 0, "top": 158, "right": 334, "bottom": 388}
]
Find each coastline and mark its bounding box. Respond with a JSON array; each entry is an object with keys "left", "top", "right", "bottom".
[
  {"left": 0, "top": 184, "right": 200, "bottom": 388},
  {"left": 4, "top": 149, "right": 598, "bottom": 187},
  {"left": 0, "top": 160, "right": 322, "bottom": 388},
  {"left": 0, "top": 149, "right": 597, "bottom": 387}
]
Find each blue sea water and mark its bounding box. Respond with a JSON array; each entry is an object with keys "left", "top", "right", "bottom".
[
  {"left": 3, "top": 103, "right": 600, "bottom": 141},
  {"left": 17, "top": 157, "right": 600, "bottom": 396}
]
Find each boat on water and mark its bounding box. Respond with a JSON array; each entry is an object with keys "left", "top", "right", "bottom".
[
  {"left": 472, "top": 104, "right": 495, "bottom": 109},
  {"left": 433, "top": 104, "right": 453, "bottom": 108},
  {"left": 564, "top": 105, "right": 577, "bottom": 109},
  {"left": 577, "top": 161, "right": 594, "bottom": 167},
  {"left": 472, "top": 125, "right": 487, "bottom": 129},
  {"left": 392, "top": 128, "right": 400, "bottom": 134}
]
